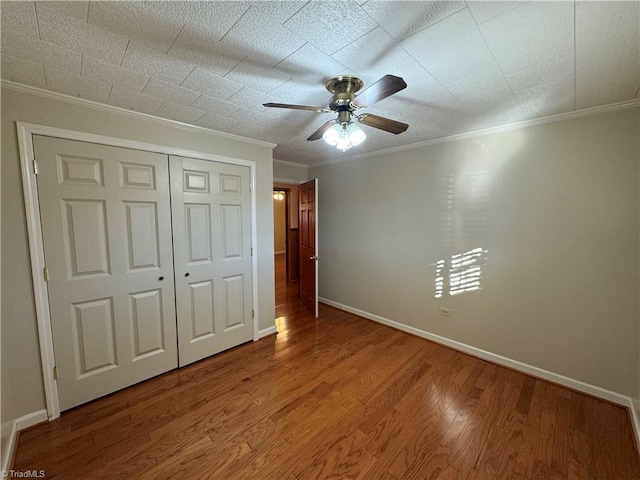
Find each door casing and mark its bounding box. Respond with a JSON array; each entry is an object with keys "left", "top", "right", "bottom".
[
  {"left": 273, "top": 187, "right": 291, "bottom": 281},
  {"left": 17, "top": 122, "right": 261, "bottom": 420}
]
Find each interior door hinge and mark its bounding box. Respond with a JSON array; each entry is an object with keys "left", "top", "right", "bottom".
[
  {"left": 43, "top": 267, "right": 49, "bottom": 282},
  {"left": 53, "top": 366, "right": 58, "bottom": 380},
  {"left": 251, "top": 247, "right": 253, "bottom": 257},
  {"left": 252, "top": 309, "right": 255, "bottom": 319},
  {"left": 33, "top": 159, "right": 39, "bottom": 175}
]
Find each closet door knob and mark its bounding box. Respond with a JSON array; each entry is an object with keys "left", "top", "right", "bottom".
[
  {"left": 158, "top": 276, "right": 164, "bottom": 281},
  {"left": 185, "top": 273, "right": 190, "bottom": 277}
]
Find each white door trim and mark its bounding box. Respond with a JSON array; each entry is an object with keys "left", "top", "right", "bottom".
[{"left": 16, "top": 121, "right": 260, "bottom": 420}]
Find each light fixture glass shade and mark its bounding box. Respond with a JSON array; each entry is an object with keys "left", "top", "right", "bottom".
[
  {"left": 347, "top": 123, "right": 366, "bottom": 146},
  {"left": 322, "top": 122, "right": 366, "bottom": 152},
  {"left": 322, "top": 124, "right": 341, "bottom": 146}
]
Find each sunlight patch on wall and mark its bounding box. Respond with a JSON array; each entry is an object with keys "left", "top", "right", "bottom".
[{"left": 434, "top": 247, "right": 488, "bottom": 298}]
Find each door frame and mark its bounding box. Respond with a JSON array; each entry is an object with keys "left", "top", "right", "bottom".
[
  {"left": 17, "top": 122, "right": 260, "bottom": 420},
  {"left": 273, "top": 179, "right": 303, "bottom": 284},
  {"left": 273, "top": 187, "right": 290, "bottom": 281}
]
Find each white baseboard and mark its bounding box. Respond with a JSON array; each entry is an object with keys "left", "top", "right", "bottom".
[
  {"left": 1, "top": 422, "right": 17, "bottom": 479},
  {"left": 1, "top": 410, "right": 48, "bottom": 477},
  {"left": 319, "top": 297, "right": 631, "bottom": 406},
  {"left": 258, "top": 326, "right": 278, "bottom": 338},
  {"left": 321, "top": 297, "right": 640, "bottom": 454},
  {"left": 14, "top": 411, "right": 48, "bottom": 431}
]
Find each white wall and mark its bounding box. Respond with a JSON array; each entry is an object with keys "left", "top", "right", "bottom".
[
  {"left": 0, "top": 86, "right": 276, "bottom": 451},
  {"left": 273, "top": 159, "right": 307, "bottom": 184},
  {"left": 272, "top": 158, "right": 306, "bottom": 233},
  {"left": 310, "top": 107, "right": 639, "bottom": 398}
]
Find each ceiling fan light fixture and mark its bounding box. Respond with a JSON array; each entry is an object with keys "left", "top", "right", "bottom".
[
  {"left": 263, "top": 74, "right": 408, "bottom": 150},
  {"left": 347, "top": 123, "right": 366, "bottom": 146},
  {"left": 322, "top": 122, "right": 366, "bottom": 152},
  {"left": 322, "top": 123, "right": 341, "bottom": 146}
]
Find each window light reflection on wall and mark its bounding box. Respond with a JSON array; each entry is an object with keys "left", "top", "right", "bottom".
[{"left": 434, "top": 247, "right": 488, "bottom": 298}]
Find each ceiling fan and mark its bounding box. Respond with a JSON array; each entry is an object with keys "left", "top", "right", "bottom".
[{"left": 263, "top": 74, "right": 409, "bottom": 151}]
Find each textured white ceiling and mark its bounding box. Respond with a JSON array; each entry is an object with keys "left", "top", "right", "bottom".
[{"left": 1, "top": 1, "right": 639, "bottom": 165}]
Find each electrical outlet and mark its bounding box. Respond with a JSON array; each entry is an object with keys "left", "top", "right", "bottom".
[{"left": 439, "top": 307, "right": 452, "bottom": 317}]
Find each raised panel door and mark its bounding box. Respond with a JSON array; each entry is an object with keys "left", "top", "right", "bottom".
[
  {"left": 34, "top": 136, "right": 178, "bottom": 411},
  {"left": 170, "top": 156, "right": 253, "bottom": 366},
  {"left": 299, "top": 179, "right": 318, "bottom": 317}
]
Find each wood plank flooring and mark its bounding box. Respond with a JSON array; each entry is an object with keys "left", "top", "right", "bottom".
[{"left": 14, "top": 254, "right": 640, "bottom": 479}]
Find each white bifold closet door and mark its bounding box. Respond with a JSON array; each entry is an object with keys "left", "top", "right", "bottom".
[
  {"left": 33, "top": 136, "right": 253, "bottom": 411},
  {"left": 34, "top": 136, "right": 178, "bottom": 411},
  {"left": 170, "top": 155, "right": 253, "bottom": 367}
]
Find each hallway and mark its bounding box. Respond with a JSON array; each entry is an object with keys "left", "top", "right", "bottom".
[
  {"left": 273, "top": 252, "right": 317, "bottom": 352},
  {"left": 274, "top": 253, "right": 298, "bottom": 310}
]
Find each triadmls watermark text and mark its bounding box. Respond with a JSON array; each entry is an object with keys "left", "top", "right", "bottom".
[{"left": 2, "top": 470, "right": 46, "bottom": 478}]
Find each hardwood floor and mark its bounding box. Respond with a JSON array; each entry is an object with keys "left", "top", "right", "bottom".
[{"left": 14, "top": 254, "right": 640, "bottom": 479}]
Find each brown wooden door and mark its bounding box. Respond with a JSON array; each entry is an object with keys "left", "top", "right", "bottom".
[{"left": 299, "top": 179, "right": 318, "bottom": 317}]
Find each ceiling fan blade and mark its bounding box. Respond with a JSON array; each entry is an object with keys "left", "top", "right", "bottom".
[
  {"left": 263, "top": 103, "right": 331, "bottom": 113},
  {"left": 358, "top": 114, "right": 409, "bottom": 134},
  {"left": 353, "top": 75, "right": 407, "bottom": 108},
  {"left": 307, "top": 120, "right": 337, "bottom": 141}
]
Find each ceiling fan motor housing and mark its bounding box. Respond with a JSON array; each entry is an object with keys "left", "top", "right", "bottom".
[
  {"left": 325, "top": 75, "right": 364, "bottom": 94},
  {"left": 326, "top": 76, "right": 364, "bottom": 112},
  {"left": 329, "top": 93, "right": 356, "bottom": 112}
]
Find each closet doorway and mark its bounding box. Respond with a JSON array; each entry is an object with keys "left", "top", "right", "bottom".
[{"left": 20, "top": 124, "right": 258, "bottom": 417}]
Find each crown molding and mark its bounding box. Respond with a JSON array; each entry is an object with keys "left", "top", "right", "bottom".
[
  {"left": 273, "top": 158, "right": 309, "bottom": 169},
  {"left": 1, "top": 80, "right": 277, "bottom": 149},
  {"left": 309, "top": 98, "right": 640, "bottom": 168},
  {"left": 5, "top": 80, "right": 637, "bottom": 167}
]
